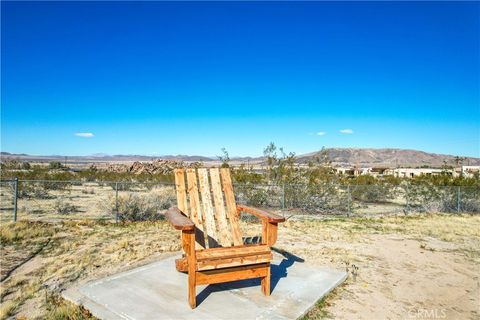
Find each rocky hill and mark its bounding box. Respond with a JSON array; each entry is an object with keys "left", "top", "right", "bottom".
[{"left": 297, "top": 148, "right": 480, "bottom": 167}]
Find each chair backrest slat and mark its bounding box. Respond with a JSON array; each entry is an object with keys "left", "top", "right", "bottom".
[
  {"left": 185, "top": 169, "right": 206, "bottom": 249},
  {"left": 174, "top": 168, "right": 242, "bottom": 248},
  {"left": 210, "top": 168, "right": 234, "bottom": 246},
  {"left": 174, "top": 169, "right": 188, "bottom": 215},
  {"left": 220, "top": 168, "right": 243, "bottom": 246},
  {"left": 198, "top": 168, "right": 219, "bottom": 248}
]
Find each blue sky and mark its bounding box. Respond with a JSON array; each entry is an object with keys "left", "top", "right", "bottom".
[{"left": 1, "top": 1, "right": 479, "bottom": 157}]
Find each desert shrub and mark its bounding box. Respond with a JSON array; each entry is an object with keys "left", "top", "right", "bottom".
[
  {"left": 48, "top": 161, "right": 64, "bottom": 169},
  {"left": 54, "top": 198, "right": 77, "bottom": 215},
  {"left": 0, "top": 159, "right": 20, "bottom": 170},
  {"left": 347, "top": 175, "right": 397, "bottom": 203},
  {"left": 43, "top": 180, "right": 72, "bottom": 192},
  {"left": 103, "top": 187, "right": 176, "bottom": 221},
  {"left": 233, "top": 167, "right": 264, "bottom": 185},
  {"left": 456, "top": 186, "right": 480, "bottom": 213},
  {"left": 21, "top": 162, "right": 31, "bottom": 170},
  {"left": 403, "top": 185, "right": 480, "bottom": 213},
  {"left": 350, "top": 184, "right": 396, "bottom": 203},
  {"left": 461, "top": 198, "right": 480, "bottom": 213},
  {"left": 298, "top": 183, "right": 349, "bottom": 214},
  {"left": 18, "top": 183, "right": 51, "bottom": 199},
  {"left": 405, "top": 183, "right": 452, "bottom": 213},
  {"left": 235, "top": 185, "right": 271, "bottom": 207},
  {"left": 81, "top": 188, "right": 95, "bottom": 195}
]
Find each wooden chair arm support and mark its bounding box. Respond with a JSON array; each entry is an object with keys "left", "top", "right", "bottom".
[
  {"left": 262, "top": 221, "right": 280, "bottom": 246},
  {"left": 165, "top": 207, "right": 195, "bottom": 230},
  {"left": 168, "top": 207, "right": 196, "bottom": 272},
  {"left": 236, "top": 205, "right": 285, "bottom": 223}
]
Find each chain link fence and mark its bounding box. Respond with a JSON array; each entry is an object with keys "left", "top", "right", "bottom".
[{"left": 0, "top": 179, "right": 478, "bottom": 223}]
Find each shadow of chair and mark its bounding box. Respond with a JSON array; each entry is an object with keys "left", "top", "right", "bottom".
[{"left": 196, "top": 248, "right": 304, "bottom": 306}]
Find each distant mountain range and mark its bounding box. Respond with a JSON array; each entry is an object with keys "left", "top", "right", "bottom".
[
  {"left": 1, "top": 148, "right": 479, "bottom": 168},
  {"left": 296, "top": 148, "right": 480, "bottom": 167},
  {"left": 0, "top": 152, "right": 213, "bottom": 163}
]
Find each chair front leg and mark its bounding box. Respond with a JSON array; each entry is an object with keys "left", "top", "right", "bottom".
[{"left": 182, "top": 229, "right": 196, "bottom": 308}]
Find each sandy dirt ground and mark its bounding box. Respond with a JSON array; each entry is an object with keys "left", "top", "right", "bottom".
[
  {"left": 277, "top": 216, "right": 480, "bottom": 320},
  {"left": 1, "top": 214, "right": 479, "bottom": 319}
]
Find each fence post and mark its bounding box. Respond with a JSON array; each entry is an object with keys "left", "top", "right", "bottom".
[
  {"left": 457, "top": 186, "right": 461, "bottom": 213},
  {"left": 13, "top": 178, "right": 18, "bottom": 222},
  {"left": 347, "top": 185, "right": 351, "bottom": 217},
  {"left": 115, "top": 182, "right": 119, "bottom": 223},
  {"left": 282, "top": 184, "right": 285, "bottom": 210}
]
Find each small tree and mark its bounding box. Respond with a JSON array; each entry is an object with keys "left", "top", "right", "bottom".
[{"left": 218, "top": 148, "right": 230, "bottom": 168}]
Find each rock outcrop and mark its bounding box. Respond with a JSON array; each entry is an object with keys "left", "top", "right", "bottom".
[{"left": 105, "top": 160, "right": 203, "bottom": 175}]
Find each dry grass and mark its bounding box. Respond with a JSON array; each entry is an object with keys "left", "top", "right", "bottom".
[
  {"left": 0, "top": 220, "right": 179, "bottom": 319},
  {"left": 1, "top": 214, "right": 479, "bottom": 319}
]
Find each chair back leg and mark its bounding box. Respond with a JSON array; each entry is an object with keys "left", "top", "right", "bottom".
[{"left": 261, "top": 263, "right": 271, "bottom": 296}]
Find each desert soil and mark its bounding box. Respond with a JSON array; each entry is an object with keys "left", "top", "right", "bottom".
[
  {"left": 1, "top": 214, "right": 479, "bottom": 319},
  {"left": 279, "top": 216, "right": 480, "bottom": 320}
]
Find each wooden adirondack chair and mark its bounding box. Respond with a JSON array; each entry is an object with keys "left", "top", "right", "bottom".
[{"left": 165, "top": 168, "right": 285, "bottom": 308}]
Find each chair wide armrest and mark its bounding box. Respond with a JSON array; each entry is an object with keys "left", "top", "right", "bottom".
[
  {"left": 165, "top": 207, "right": 195, "bottom": 230},
  {"left": 236, "top": 205, "right": 285, "bottom": 223}
]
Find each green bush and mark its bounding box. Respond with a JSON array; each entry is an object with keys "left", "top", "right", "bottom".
[{"left": 48, "top": 161, "right": 64, "bottom": 169}]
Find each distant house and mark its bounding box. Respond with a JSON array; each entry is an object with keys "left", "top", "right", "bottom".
[
  {"left": 334, "top": 167, "right": 355, "bottom": 175},
  {"left": 390, "top": 168, "right": 447, "bottom": 178},
  {"left": 369, "top": 167, "right": 389, "bottom": 177},
  {"left": 457, "top": 165, "right": 480, "bottom": 178},
  {"left": 332, "top": 166, "right": 475, "bottom": 178}
]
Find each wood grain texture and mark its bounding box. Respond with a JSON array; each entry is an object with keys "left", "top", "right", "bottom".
[
  {"left": 168, "top": 168, "right": 287, "bottom": 308},
  {"left": 174, "top": 169, "right": 189, "bottom": 215},
  {"left": 196, "top": 253, "right": 272, "bottom": 271},
  {"left": 196, "top": 263, "right": 269, "bottom": 285},
  {"left": 175, "top": 244, "right": 271, "bottom": 272},
  {"left": 209, "top": 168, "right": 233, "bottom": 246},
  {"left": 175, "top": 257, "right": 188, "bottom": 273},
  {"left": 220, "top": 168, "right": 243, "bottom": 246},
  {"left": 237, "top": 205, "right": 286, "bottom": 223},
  {"left": 261, "top": 221, "right": 279, "bottom": 246},
  {"left": 186, "top": 169, "right": 206, "bottom": 249},
  {"left": 267, "top": 223, "right": 278, "bottom": 246},
  {"left": 183, "top": 230, "right": 197, "bottom": 308},
  {"left": 197, "top": 168, "right": 219, "bottom": 248},
  {"left": 196, "top": 244, "right": 270, "bottom": 260},
  {"left": 165, "top": 207, "right": 194, "bottom": 230},
  {"left": 261, "top": 262, "right": 271, "bottom": 296}
]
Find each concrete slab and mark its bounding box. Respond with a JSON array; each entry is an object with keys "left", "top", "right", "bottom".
[{"left": 63, "top": 252, "right": 347, "bottom": 320}]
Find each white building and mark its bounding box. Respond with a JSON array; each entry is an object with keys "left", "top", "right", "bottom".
[
  {"left": 391, "top": 168, "right": 446, "bottom": 178},
  {"left": 459, "top": 165, "right": 480, "bottom": 178}
]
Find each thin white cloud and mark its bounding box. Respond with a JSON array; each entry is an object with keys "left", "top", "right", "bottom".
[
  {"left": 339, "top": 129, "right": 354, "bottom": 134},
  {"left": 74, "top": 132, "right": 94, "bottom": 138},
  {"left": 316, "top": 131, "right": 326, "bottom": 136}
]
